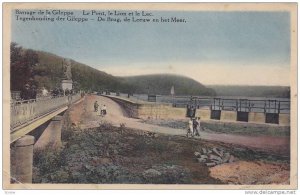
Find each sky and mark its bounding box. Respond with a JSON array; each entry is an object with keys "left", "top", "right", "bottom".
[{"left": 11, "top": 10, "right": 291, "bottom": 86}]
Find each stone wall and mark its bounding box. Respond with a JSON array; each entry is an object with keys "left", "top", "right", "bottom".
[
  {"left": 248, "top": 112, "right": 266, "bottom": 124},
  {"left": 106, "top": 96, "right": 290, "bottom": 126},
  {"left": 107, "top": 96, "right": 139, "bottom": 118},
  {"left": 138, "top": 104, "right": 186, "bottom": 119},
  {"left": 220, "top": 111, "right": 237, "bottom": 122},
  {"left": 279, "top": 113, "right": 290, "bottom": 126}
]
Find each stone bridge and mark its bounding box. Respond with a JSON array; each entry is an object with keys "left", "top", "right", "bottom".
[{"left": 9, "top": 93, "right": 83, "bottom": 184}]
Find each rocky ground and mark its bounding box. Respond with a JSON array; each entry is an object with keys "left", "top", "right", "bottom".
[{"left": 32, "top": 122, "right": 290, "bottom": 184}]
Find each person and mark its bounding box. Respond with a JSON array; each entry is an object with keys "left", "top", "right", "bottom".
[
  {"left": 194, "top": 117, "right": 201, "bottom": 137},
  {"left": 51, "top": 87, "right": 59, "bottom": 97},
  {"left": 30, "top": 85, "right": 37, "bottom": 101},
  {"left": 100, "top": 104, "right": 106, "bottom": 116},
  {"left": 101, "top": 104, "right": 107, "bottom": 116},
  {"left": 192, "top": 118, "right": 198, "bottom": 137},
  {"left": 94, "top": 101, "right": 99, "bottom": 112},
  {"left": 187, "top": 118, "right": 193, "bottom": 138},
  {"left": 42, "top": 87, "right": 48, "bottom": 97},
  {"left": 65, "top": 88, "right": 70, "bottom": 96},
  {"left": 20, "top": 84, "right": 31, "bottom": 101}
]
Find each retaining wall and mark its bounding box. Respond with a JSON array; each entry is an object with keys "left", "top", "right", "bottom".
[
  {"left": 105, "top": 95, "right": 290, "bottom": 126},
  {"left": 107, "top": 96, "right": 139, "bottom": 118},
  {"left": 220, "top": 110, "right": 237, "bottom": 122},
  {"left": 279, "top": 113, "right": 290, "bottom": 126},
  {"left": 248, "top": 112, "right": 266, "bottom": 124},
  {"left": 138, "top": 104, "right": 186, "bottom": 119}
]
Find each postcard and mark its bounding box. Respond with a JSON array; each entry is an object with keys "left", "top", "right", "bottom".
[{"left": 2, "top": 3, "right": 297, "bottom": 190}]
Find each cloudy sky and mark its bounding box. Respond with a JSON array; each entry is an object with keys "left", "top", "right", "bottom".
[{"left": 12, "top": 10, "right": 291, "bottom": 86}]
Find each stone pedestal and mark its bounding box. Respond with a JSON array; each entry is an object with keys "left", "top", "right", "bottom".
[
  {"left": 11, "top": 135, "right": 35, "bottom": 183},
  {"left": 61, "top": 79, "right": 73, "bottom": 91}
]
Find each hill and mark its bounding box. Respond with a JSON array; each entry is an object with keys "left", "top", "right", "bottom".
[
  {"left": 120, "top": 74, "right": 216, "bottom": 96},
  {"left": 12, "top": 46, "right": 215, "bottom": 96},
  {"left": 208, "top": 85, "right": 290, "bottom": 98},
  {"left": 33, "top": 51, "right": 131, "bottom": 92}
]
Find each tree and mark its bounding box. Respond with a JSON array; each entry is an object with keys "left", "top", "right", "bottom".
[{"left": 10, "top": 43, "right": 39, "bottom": 91}]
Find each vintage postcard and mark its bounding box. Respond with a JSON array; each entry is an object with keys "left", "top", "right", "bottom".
[{"left": 2, "top": 3, "right": 298, "bottom": 190}]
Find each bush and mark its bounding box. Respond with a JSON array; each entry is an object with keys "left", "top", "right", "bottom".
[{"left": 33, "top": 146, "right": 68, "bottom": 183}]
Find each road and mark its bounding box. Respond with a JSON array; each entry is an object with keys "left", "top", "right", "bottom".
[{"left": 72, "top": 95, "right": 290, "bottom": 156}]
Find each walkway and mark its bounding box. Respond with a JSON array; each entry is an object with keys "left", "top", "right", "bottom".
[{"left": 75, "top": 95, "right": 290, "bottom": 156}]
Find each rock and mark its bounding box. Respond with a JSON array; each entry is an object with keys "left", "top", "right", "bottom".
[
  {"left": 194, "top": 152, "right": 201, "bottom": 157},
  {"left": 212, "top": 147, "right": 223, "bottom": 157},
  {"left": 211, "top": 159, "right": 223, "bottom": 165},
  {"left": 222, "top": 153, "right": 231, "bottom": 163},
  {"left": 220, "top": 150, "right": 224, "bottom": 157},
  {"left": 206, "top": 162, "right": 216, "bottom": 167},
  {"left": 197, "top": 158, "right": 207, "bottom": 163},
  {"left": 202, "top": 148, "right": 207, "bottom": 154},
  {"left": 209, "top": 154, "right": 222, "bottom": 162},
  {"left": 200, "top": 155, "right": 208, "bottom": 159},
  {"left": 143, "top": 169, "right": 162, "bottom": 178},
  {"left": 229, "top": 155, "right": 235, "bottom": 163},
  {"left": 207, "top": 149, "right": 212, "bottom": 154}
]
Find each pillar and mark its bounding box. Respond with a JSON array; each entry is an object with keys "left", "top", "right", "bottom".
[
  {"left": 34, "top": 115, "right": 63, "bottom": 150},
  {"left": 11, "top": 135, "right": 35, "bottom": 183}
]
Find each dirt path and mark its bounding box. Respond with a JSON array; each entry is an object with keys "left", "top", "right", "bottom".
[{"left": 73, "top": 95, "right": 290, "bottom": 156}]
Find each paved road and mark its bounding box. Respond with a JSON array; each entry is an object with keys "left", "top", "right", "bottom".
[{"left": 77, "top": 95, "right": 290, "bottom": 156}]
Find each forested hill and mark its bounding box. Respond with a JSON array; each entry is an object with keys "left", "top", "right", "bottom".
[
  {"left": 208, "top": 85, "right": 290, "bottom": 98},
  {"left": 11, "top": 44, "right": 215, "bottom": 96},
  {"left": 120, "top": 75, "right": 216, "bottom": 96},
  {"left": 35, "top": 51, "right": 130, "bottom": 92}
]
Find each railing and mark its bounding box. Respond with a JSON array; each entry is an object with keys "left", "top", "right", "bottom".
[
  {"left": 106, "top": 93, "right": 290, "bottom": 114},
  {"left": 188, "top": 97, "right": 290, "bottom": 114},
  {"left": 10, "top": 93, "right": 81, "bottom": 131}
]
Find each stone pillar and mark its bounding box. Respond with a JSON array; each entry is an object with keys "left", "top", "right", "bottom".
[
  {"left": 34, "top": 115, "right": 63, "bottom": 150},
  {"left": 11, "top": 135, "right": 35, "bottom": 183}
]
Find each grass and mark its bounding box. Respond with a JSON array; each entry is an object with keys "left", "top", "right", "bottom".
[
  {"left": 203, "top": 121, "right": 290, "bottom": 137},
  {"left": 142, "top": 119, "right": 290, "bottom": 137}
]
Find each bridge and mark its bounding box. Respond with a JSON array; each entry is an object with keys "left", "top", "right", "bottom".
[
  {"left": 9, "top": 93, "right": 83, "bottom": 184},
  {"left": 10, "top": 93, "right": 82, "bottom": 143}
]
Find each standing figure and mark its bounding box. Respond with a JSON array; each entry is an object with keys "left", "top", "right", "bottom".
[
  {"left": 42, "top": 87, "right": 48, "bottom": 97},
  {"left": 100, "top": 104, "right": 107, "bottom": 117},
  {"left": 20, "top": 84, "right": 31, "bottom": 101},
  {"left": 194, "top": 117, "right": 201, "bottom": 137},
  {"left": 94, "top": 101, "right": 99, "bottom": 112},
  {"left": 30, "top": 85, "right": 37, "bottom": 101},
  {"left": 63, "top": 59, "right": 72, "bottom": 80},
  {"left": 192, "top": 118, "right": 198, "bottom": 137},
  {"left": 187, "top": 118, "right": 193, "bottom": 138}
]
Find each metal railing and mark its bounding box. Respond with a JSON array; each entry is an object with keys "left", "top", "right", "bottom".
[
  {"left": 107, "top": 93, "right": 290, "bottom": 114},
  {"left": 188, "top": 97, "right": 290, "bottom": 114},
  {"left": 10, "top": 94, "right": 81, "bottom": 131}
]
